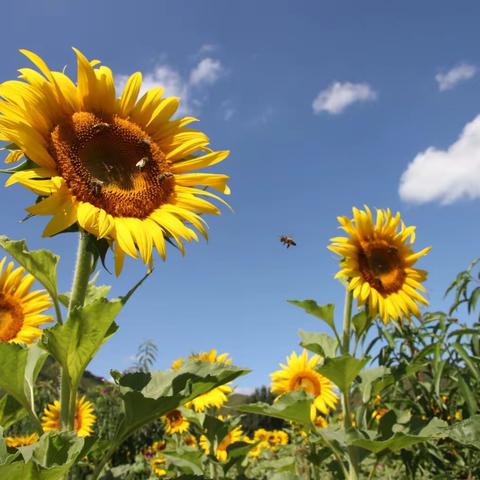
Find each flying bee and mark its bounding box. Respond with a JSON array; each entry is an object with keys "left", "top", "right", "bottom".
[
  {"left": 280, "top": 235, "right": 296, "bottom": 248},
  {"left": 91, "top": 178, "right": 104, "bottom": 196},
  {"left": 136, "top": 157, "right": 149, "bottom": 170},
  {"left": 92, "top": 122, "right": 110, "bottom": 133}
]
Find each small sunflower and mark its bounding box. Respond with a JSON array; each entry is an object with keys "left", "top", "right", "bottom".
[
  {"left": 0, "top": 257, "right": 52, "bottom": 344},
  {"left": 5, "top": 433, "right": 39, "bottom": 448},
  {"left": 271, "top": 350, "right": 338, "bottom": 415},
  {"left": 329, "top": 206, "right": 430, "bottom": 323},
  {"left": 183, "top": 433, "right": 197, "bottom": 447},
  {"left": 173, "top": 349, "right": 233, "bottom": 412},
  {"left": 150, "top": 456, "right": 167, "bottom": 477},
  {"left": 161, "top": 409, "right": 190, "bottom": 434},
  {"left": 1, "top": 49, "right": 230, "bottom": 275},
  {"left": 199, "top": 426, "right": 243, "bottom": 462},
  {"left": 41, "top": 396, "right": 95, "bottom": 437}
]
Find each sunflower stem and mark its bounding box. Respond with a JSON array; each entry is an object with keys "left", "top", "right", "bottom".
[
  {"left": 341, "top": 288, "right": 359, "bottom": 480},
  {"left": 60, "top": 230, "right": 94, "bottom": 431}
]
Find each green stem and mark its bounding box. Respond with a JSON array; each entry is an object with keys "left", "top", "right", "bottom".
[
  {"left": 60, "top": 230, "right": 93, "bottom": 431},
  {"left": 341, "top": 288, "right": 359, "bottom": 480}
]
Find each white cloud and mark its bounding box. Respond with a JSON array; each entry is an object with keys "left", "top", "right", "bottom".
[
  {"left": 436, "top": 63, "right": 477, "bottom": 91},
  {"left": 198, "top": 43, "right": 217, "bottom": 55},
  {"left": 189, "top": 57, "right": 224, "bottom": 87},
  {"left": 399, "top": 115, "right": 480, "bottom": 204},
  {"left": 312, "top": 81, "right": 377, "bottom": 115},
  {"left": 116, "top": 56, "right": 224, "bottom": 116}
]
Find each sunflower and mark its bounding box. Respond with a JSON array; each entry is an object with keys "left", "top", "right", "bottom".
[
  {"left": 183, "top": 433, "right": 197, "bottom": 447},
  {"left": 5, "top": 433, "right": 39, "bottom": 448},
  {"left": 1, "top": 49, "right": 230, "bottom": 275},
  {"left": 199, "top": 426, "right": 243, "bottom": 462},
  {"left": 41, "top": 396, "right": 95, "bottom": 437},
  {"left": 161, "top": 409, "right": 189, "bottom": 434},
  {"left": 328, "top": 206, "right": 430, "bottom": 323},
  {"left": 271, "top": 350, "right": 338, "bottom": 415},
  {"left": 173, "top": 349, "right": 234, "bottom": 412},
  {"left": 0, "top": 257, "right": 52, "bottom": 344},
  {"left": 150, "top": 456, "right": 167, "bottom": 477}
]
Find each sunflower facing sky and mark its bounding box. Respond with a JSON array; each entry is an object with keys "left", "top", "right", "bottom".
[
  {"left": 0, "top": 257, "right": 52, "bottom": 344},
  {"left": 271, "top": 350, "right": 338, "bottom": 416},
  {"left": 41, "top": 396, "right": 96, "bottom": 437},
  {"left": 1, "top": 49, "right": 230, "bottom": 274},
  {"left": 328, "top": 206, "right": 431, "bottom": 324}
]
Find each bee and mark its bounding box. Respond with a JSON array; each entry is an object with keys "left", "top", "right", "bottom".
[
  {"left": 157, "top": 172, "right": 174, "bottom": 182},
  {"left": 280, "top": 235, "right": 296, "bottom": 248},
  {"left": 91, "top": 178, "right": 104, "bottom": 196},
  {"left": 136, "top": 157, "right": 149, "bottom": 170},
  {"left": 138, "top": 138, "right": 151, "bottom": 148},
  {"left": 92, "top": 122, "right": 110, "bottom": 133}
]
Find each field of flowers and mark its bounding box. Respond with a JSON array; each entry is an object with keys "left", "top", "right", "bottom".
[{"left": 0, "top": 49, "right": 478, "bottom": 480}]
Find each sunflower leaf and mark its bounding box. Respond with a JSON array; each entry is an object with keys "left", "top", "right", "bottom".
[
  {"left": 299, "top": 330, "right": 338, "bottom": 358},
  {"left": 163, "top": 450, "right": 204, "bottom": 475},
  {"left": 230, "top": 390, "right": 313, "bottom": 428},
  {"left": 0, "top": 343, "right": 47, "bottom": 428},
  {"left": 0, "top": 394, "right": 28, "bottom": 430},
  {"left": 114, "top": 360, "right": 249, "bottom": 444},
  {"left": 0, "top": 236, "right": 59, "bottom": 301},
  {"left": 40, "top": 298, "right": 122, "bottom": 391},
  {"left": 445, "top": 415, "right": 480, "bottom": 449},
  {"left": 288, "top": 300, "right": 335, "bottom": 331},
  {"left": 316, "top": 355, "right": 369, "bottom": 393}
]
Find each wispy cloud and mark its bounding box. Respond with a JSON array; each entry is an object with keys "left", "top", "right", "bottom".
[
  {"left": 399, "top": 115, "right": 480, "bottom": 204},
  {"left": 249, "top": 106, "right": 274, "bottom": 126},
  {"left": 116, "top": 55, "right": 225, "bottom": 116},
  {"left": 221, "top": 100, "right": 235, "bottom": 121},
  {"left": 189, "top": 58, "right": 224, "bottom": 87},
  {"left": 312, "top": 81, "right": 377, "bottom": 115},
  {"left": 436, "top": 63, "right": 477, "bottom": 91}
]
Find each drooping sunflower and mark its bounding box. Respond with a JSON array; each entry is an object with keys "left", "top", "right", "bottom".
[
  {"left": 174, "top": 349, "right": 234, "bottom": 412},
  {"left": 0, "top": 257, "right": 52, "bottom": 344},
  {"left": 161, "top": 409, "right": 190, "bottom": 435},
  {"left": 41, "top": 396, "right": 96, "bottom": 437},
  {"left": 199, "top": 426, "right": 243, "bottom": 462},
  {"left": 271, "top": 350, "right": 338, "bottom": 415},
  {"left": 328, "top": 206, "right": 431, "bottom": 323},
  {"left": 5, "top": 433, "right": 39, "bottom": 448},
  {"left": 1, "top": 49, "right": 230, "bottom": 275}
]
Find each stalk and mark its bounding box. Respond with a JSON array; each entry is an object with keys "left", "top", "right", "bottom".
[{"left": 60, "top": 230, "right": 93, "bottom": 430}]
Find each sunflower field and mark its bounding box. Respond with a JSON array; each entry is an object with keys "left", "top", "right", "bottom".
[{"left": 0, "top": 48, "right": 478, "bottom": 480}]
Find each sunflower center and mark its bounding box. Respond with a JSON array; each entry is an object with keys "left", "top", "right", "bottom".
[
  {"left": 358, "top": 241, "right": 406, "bottom": 295},
  {"left": 167, "top": 410, "right": 183, "bottom": 426},
  {"left": 50, "top": 112, "right": 175, "bottom": 218},
  {"left": 290, "top": 373, "right": 321, "bottom": 396},
  {"left": 0, "top": 294, "right": 24, "bottom": 342}
]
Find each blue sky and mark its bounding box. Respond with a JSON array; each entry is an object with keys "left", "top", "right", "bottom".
[{"left": 1, "top": 1, "right": 480, "bottom": 391}]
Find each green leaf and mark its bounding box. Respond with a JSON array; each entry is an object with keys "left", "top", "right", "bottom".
[
  {"left": 453, "top": 342, "right": 480, "bottom": 381},
  {"left": 115, "top": 360, "right": 249, "bottom": 443},
  {"left": 446, "top": 415, "right": 480, "bottom": 449},
  {"left": 0, "top": 344, "right": 48, "bottom": 425},
  {"left": 288, "top": 300, "right": 335, "bottom": 330},
  {"left": 358, "top": 367, "right": 390, "bottom": 403},
  {"left": 0, "top": 237, "right": 59, "bottom": 301},
  {"left": 58, "top": 273, "right": 111, "bottom": 307},
  {"left": 0, "top": 395, "right": 27, "bottom": 430},
  {"left": 457, "top": 375, "right": 478, "bottom": 416},
  {"left": 298, "top": 330, "right": 338, "bottom": 358},
  {"left": 316, "top": 355, "right": 369, "bottom": 393},
  {"left": 231, "top": 390, "right": 313, "bottom": 428},
  {"left": 223, "top": 441, "right": 257, "bottom": 473},
  {"left": 352, "top": 310, "right": 372, "bottom": 339},
  {"left": 164, "top": 450, "right": 203, "bottom": 475},
  {"left": 40, "top": 298, "right": 122, "bottom": 391},
  {"left": 350, "top": 433, "right": 431, "bottom": 454}
]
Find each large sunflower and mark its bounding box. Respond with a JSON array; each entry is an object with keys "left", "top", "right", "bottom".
[
  {"left": 41, "top": 396, "right": 95, "bottom": 437},
  {"left": 173, "top": 349, "right": 234, "bottom": 412},
  {"left": 0, "top": 257, "right": 52, "bottom": 344},
  {"left": 1, "top": 49, "right": 230, "bottom": 274},
  {"left": 328, "top": 206, "right": 430, "bottom": 323},
  {"left": 271, "top": 350, "right": 338, "bottom": 415}
]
